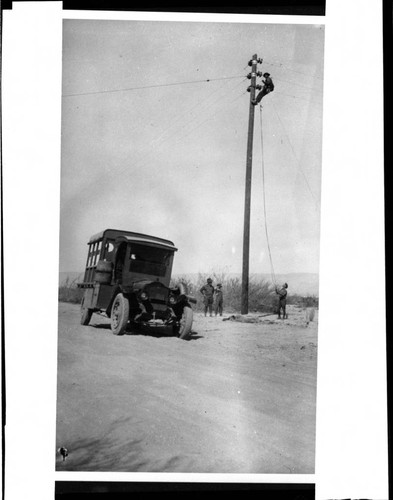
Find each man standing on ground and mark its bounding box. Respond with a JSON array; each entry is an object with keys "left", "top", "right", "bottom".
[
  {"left": 276, "top": 282, "right": 288, "bottom": 319},
  {"left": 214, "top": 283, "right": 224, "bottom": 317},
  {"left": 200, "top": 277, "right": 215, "bottom": 317}
]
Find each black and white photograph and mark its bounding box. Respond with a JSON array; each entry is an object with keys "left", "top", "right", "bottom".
[
  {"left": 1, "top": 2, "right": 387, "bottom": 499},
  {"left": 55, "top": 18, "right": 323, "bottom": 474}
]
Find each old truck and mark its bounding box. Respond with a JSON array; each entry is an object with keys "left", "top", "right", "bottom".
[{"left": 77, "top": 229, "right": 196, "bottom": 339}]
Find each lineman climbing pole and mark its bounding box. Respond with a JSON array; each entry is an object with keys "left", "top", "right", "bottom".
[{"left": 241, "top": 54, "right": 264, "bottom": 314}]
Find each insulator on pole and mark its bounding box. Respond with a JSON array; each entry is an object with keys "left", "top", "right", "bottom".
[
  {"left": 257, "top": 58, "right": 263, "bottom": 64},
  {"left": 256, "top": 71, "right": 263, "bottom": 77},
  {"left": 247, "top": 73, "right": 252, "bottom": 79},
  {"left": 256, "top": 84, "right": 262, "bottom": 90},
  {"left": 247, "top": 86, "right": 251, "bottom": 92}
]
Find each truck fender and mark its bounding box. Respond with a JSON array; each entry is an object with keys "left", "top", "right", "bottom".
[
  {"left": 176, "top": 282, "right": 197, "bottom": 305},
  {"left": 186, "top": 295, "right": 197, "bottom": 305},
  {"left": 105, "top": 286, "right": 122, "bottom": 317}
]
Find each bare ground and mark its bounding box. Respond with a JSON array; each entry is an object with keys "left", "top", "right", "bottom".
[{"left": 55, "top": 302, "right": 317, "bottom": 474}]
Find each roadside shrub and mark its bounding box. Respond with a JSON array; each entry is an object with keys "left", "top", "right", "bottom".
[
  {"left": 58, "top": 277, "right": 83, "bottom": 304},
  {"left": 173, "top": 274, "right": 319, "bottom": 315},
  {"left": 248, "top": 278, "right": 277, "bottom": 313},
  {"left": 59, "top": 271, "right": 318, "bottom": 314},
  {"left": 287, "top": 294, "right": 319, "bottom": 309},
  {"left": 170, "top": 275, "right": 195, "bottom": 295},
  {"left": 173, "top": 272, "right": 277, "bottom": 314}
]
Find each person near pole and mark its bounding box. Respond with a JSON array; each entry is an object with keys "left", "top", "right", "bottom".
[
  {"left": 276, "top": 282, "right": 288, "bottom": 319},
  {"left": 200, "top": 277, "right": 215, "bottom": 317},
  {"left": 252, "top": 73, "right": 274, "bottom": 105},
  {"left": 214, "top": 283, "right": 224, "bottom": 317}
]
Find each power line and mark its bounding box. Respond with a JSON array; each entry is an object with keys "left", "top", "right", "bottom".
[
  {"left": 273, "top": 75, "right": 323, "bottom": 93},
  {"left": 270, "top": 99, "right": 320, "bottom": 210},
  {"left": 130, "top": 81, "right": 248, "bottom": 173},
  {"left": 148, "top": 77, "right": 243, "bottom": 151},
  {"left": 230, "top": 89, "right": 249, "bottom": 104},
  {"left": 132, "top": 78, "right": 246, "bottom": 167},
  {"left": 263, "top": 60, "right": 324, "bottom": 80},
  {"left": 171, "top": 80, "right": 247, "bottom": 144},
  {"left": 171, "top": 84, "right": 248, "bottom": 147},
  {"left": 274, "top": 90, "right": 323, "bottom": 103},
  {"left": 108, "top": 72, "right": 240, "bottom": 152},
  {"left": 113, "top": 78, "right": 247, "bottom": 178},
  {"left": 62, "top": 75, "right": 245, "bottom": 97}
]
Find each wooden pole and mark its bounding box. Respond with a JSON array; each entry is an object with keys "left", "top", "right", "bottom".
[{"left": 241, "top": 54, "right": 258, "bottom": 314}]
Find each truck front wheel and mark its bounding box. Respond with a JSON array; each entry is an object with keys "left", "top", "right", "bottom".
[
  {"left": 110, "top": 293, "right": 130, "bottom": 335},
  {"left": 178, "top": 306, "right": 193, "bottom": 340}
]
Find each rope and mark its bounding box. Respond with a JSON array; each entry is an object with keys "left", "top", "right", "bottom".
[{"left": 258, "top": 104, "right": 277, "bottom": 288}]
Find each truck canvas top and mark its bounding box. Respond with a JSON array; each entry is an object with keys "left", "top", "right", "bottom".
[{"left": 88, "top": 228, "right": 177, "bottom": 251}]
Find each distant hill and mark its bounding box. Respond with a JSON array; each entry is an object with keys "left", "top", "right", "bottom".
[{"left": 59, "top": 271, "right": 319, "bottom": 296}]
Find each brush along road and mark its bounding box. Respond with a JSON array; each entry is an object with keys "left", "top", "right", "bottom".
[{"left": 56, "top": 302, "right": 317, "bottom": 473}]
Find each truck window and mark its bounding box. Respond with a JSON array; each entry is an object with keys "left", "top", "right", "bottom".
[
  {"left": 114, "top": 242, "right": 127, "bottom": 282},
  {"left": 94, "top": 241, "right": 102, "bottom": 265},
  {"left": 84, "top": 241, "right": 102, "bottom": 282},
  {"left": 103, "top": 241, "right": 115, "bottom": 260},
  {"left": 128, "top": 244, "right": 171, "bottom": 277}
]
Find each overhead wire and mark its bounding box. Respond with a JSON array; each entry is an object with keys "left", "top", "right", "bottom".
[
  {"left": 170, "top": 78, "right": 248, "bottom": 146},
  {"left": 136, "top": 80, "right": 247, "bottom": 167},
  {"left": 274, "top": 90, "right": 322, "bottom": 103},
  {"left": 95, "top": 75, "right": 242, "bottom": 178},
  {"left": 263, "top": 60, "right": 323, "bottom": 80},
  {"left": 119, "top": 72, "right": 239, "bottom": 151},
  {"left": 115, "top": 76, "right": 248, "bottom": 177},
  {"left": 62, "top": 74, "right": 245, "bottom": 97},
  {"left": 66, "top": 59, "right": 321, "bottom": 214},
  {"left": 146, "top": 76, "right": 244, "bottom": 153},
  {"left": 135, "top": 77, "right": 246, "bottom": 161},
  {"left": 230, "top": 89, "right": 249, "bottom": 104},
  {"left": 271, "top": 76, "right": 323, "bottom": 93},
  {"left": 270, "top": 98, "right": 320, "bottom": 210},
  {"left": 170, "top": 84, "right": 248, "bottom": 148}
]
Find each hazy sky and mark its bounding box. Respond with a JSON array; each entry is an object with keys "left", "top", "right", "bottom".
[{"left": 60, "top": 19, "right": 324, "bottom": 276}]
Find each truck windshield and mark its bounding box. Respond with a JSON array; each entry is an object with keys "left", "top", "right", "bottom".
[{"left": 128, "top": 244, "right": 171, "bottom": 277}]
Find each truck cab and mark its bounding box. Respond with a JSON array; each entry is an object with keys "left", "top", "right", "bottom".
[{"left": 78, "top": 229, "right": 194, "bottom": 338}]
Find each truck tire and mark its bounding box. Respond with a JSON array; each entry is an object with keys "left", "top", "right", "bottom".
[
  {"left": 81, "top": 307, "right": 93, "bottom": 325},
  {"left": 178, "top": 306, "right": 193, "bottom": 340},
  {"left": 110, "top": 293, "right": 130, "bottom": 335}
]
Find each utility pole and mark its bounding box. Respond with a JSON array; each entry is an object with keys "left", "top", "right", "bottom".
[{"left": 241, "top": 54, "right": 263, "bottom": 314}]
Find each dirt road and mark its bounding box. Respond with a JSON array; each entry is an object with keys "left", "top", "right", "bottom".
[{"left": 56, "top": 302, "right": 317, "bottom": 473}]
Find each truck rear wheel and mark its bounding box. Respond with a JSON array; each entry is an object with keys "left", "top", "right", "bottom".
[
  {"left": 178, "top": 306, "right": 193, "bottom": 340},
  {"left": 110, "top": 293, "right": 130, "bottom": 335}
]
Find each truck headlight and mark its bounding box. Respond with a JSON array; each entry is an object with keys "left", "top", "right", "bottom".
[
  {"left": 140, "top": 291, "right": 148, "bottom": 300},
  {"left": 169, "top": 295, "right": 176, "bottom": 305}
]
